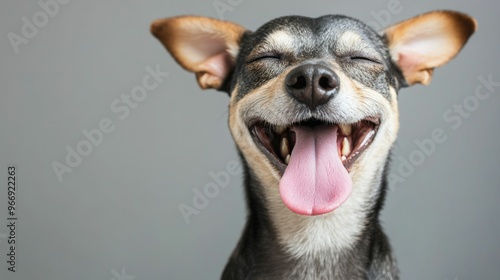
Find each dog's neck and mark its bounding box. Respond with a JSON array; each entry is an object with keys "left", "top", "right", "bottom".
[{"left": 222, "top": 157, "right": 398, "bottom": 279}]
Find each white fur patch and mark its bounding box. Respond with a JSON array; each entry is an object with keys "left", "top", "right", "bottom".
[
  {"left": 336, "top": 30, "right": 380, "bottom": 60},
  {"left": 264, "top": 30, "right": 296, "bottom": 52},
  {"left": 338, "top": 30, "right": 363, "bottom": 51}
]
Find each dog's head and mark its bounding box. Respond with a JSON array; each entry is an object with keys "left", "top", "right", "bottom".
[{"left": 151, "top": 11, "right": 475, "bottom": 217}]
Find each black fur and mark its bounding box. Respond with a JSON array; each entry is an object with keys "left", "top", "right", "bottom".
[{"left": 219, "top": 14, "right": 405, "bottom": 280}]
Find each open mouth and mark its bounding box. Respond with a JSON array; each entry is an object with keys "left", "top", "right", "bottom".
[
  {"left": 250, "top": 117, "right": 380, "bottom": 216},
  {"left": 251, "top": 117, "right": 380, "bottom": 174}
]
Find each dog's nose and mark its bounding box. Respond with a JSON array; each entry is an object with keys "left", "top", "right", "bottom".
[{"left": 285, "top": 64, "right": 339, "bottom": 110}]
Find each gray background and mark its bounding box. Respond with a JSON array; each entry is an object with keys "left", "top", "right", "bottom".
[{"left": 0, "top": 0, "right": 499, "bottom": 279}]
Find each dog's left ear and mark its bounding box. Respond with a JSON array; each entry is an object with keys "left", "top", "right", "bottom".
[
  {"left": 384, "top": 10, "right": 477, "bottom": 86},
  {"left": 150, "top": 16, "right": 246, "bottom": 91}
]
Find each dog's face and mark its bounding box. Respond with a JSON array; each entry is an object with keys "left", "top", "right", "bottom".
[
  {"left": 227, "top": 15, "right": 404, "bottom": 216},
  {"left": 151, "top": 12, "right": 475, "bottom": 217}
]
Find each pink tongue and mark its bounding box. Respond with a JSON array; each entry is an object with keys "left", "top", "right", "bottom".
[{"left": 279, "top": 126, "right": 353, "bottom": 216}]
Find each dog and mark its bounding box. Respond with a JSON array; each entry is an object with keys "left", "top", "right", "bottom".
[{"left": 151, "top": 10, "right": 476, "bottom": 279}]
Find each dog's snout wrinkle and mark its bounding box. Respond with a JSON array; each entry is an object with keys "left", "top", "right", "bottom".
[{"left": 285, "top": 64, "right": 339, "bottom": 110}]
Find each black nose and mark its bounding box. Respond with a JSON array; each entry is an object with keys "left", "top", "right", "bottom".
[{"left": 285, "top": 64, "right": 339, "bottom": 110}]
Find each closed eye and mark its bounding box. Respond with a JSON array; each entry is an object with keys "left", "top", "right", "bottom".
[
  {"left": 349, "top": 56, "right": 382, "bottom": 64},
  {"left": 248, "top": 52, "right": 281, "bottom": 63}
]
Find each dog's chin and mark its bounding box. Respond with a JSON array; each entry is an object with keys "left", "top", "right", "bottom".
[{"left": 249, "top": 117, "right": 380, "bottom": 176}]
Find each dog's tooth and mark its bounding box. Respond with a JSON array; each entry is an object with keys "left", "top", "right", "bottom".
[
  {"left": 281, "top": 137, "right": 290, "bottom": 159},
  {"left": 338, "top": 124, "right": 345, "bottom": 135},
  {"left": 342, "top": 137, "right": 351, "bottom": 156},
  {"left": 285, "top": 154, "right": 291, "bottom": 165},
  {"left": 339, "top": 124, "right": 352, "bottom": 136},
  {"left": 360, "top": 130, "right": 375, "bottom": 147},
  {"left": 275, "top": 125, "right": 287, "bottom": 135},
  {"left": 341, "top": 155, "right": 347, "bottom": 161}
]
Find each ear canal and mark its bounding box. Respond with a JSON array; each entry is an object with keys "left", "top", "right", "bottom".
[
  {"left": 150, "top": 16, "right": 246, "bottom": 90},
  {"left": 384, "top": 10, "right": 477, "bottom": 86}
]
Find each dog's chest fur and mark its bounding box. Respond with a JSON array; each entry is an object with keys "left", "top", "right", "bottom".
[{"left": 230, "top": 222, "right": 398, "bottom": 280}]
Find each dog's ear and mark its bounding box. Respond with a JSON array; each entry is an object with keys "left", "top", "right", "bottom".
[
  {"left": 384, "top": 10, "right": 476, "bottom": 86},
  {"left": 150, "top": 16, "right": 246, "bottom": 90}
]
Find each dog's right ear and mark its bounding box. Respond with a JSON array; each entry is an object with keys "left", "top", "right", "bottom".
[{"left": 150, "top": 16, "right": 246, "bottom": 91}]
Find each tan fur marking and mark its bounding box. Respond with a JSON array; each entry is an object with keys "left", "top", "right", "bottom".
[{"left": 229, "top": 72, "right": 294, "bottom": 183}]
